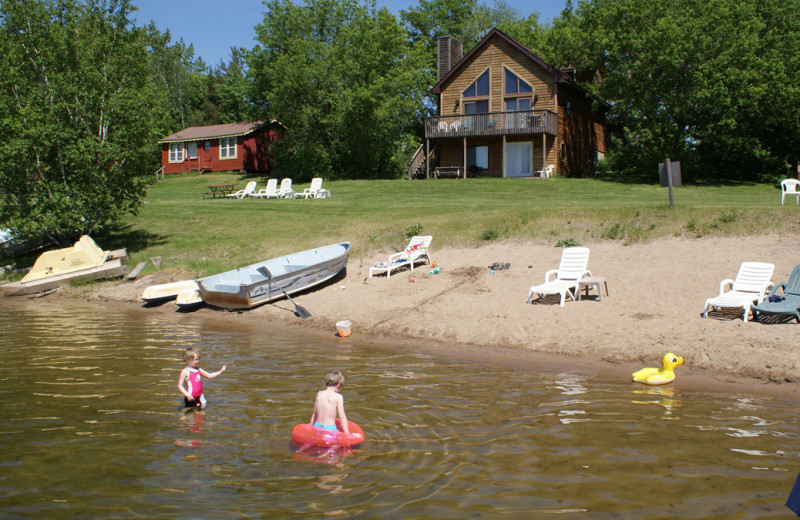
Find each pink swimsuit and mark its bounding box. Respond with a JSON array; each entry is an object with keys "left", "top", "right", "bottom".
[{"left": 186, "top": 367, "right": 203, "bottom": 398}]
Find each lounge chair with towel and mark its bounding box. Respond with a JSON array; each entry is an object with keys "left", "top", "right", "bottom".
[
  {"left": 369, "top": 236, "right": 433, "bottom": 278},
  {"left": 751, "top": 264, "right": 800, "bottom": 323}
]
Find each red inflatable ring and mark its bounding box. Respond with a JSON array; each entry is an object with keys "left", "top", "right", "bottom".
[{"left": 292, "top": 419, "right": 365, "bottom": 448}]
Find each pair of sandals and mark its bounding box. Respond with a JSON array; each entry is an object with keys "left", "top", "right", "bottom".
[
  {"left": 489, "top": 262, "right": 511, "bottom": 271},
  {"left": 768, "top": 295, "right": 785, "bottom": 303}
]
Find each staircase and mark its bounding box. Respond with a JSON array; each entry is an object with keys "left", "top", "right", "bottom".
[{"left": 407, "top": 143, "right": 438, "bottom": 180}]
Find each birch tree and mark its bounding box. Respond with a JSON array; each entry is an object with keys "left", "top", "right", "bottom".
[{"left": 0, "top": 0, "right": 160, "bottom": 244}]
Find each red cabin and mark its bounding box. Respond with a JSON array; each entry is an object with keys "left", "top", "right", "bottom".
[{"left": 158, "top": 120, "right": 283, "bottom": 175}]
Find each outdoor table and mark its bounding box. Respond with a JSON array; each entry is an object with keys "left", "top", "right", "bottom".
[
  {"left": 578, "top": 276, "right": 609, "bottom": 301},
  {"left": 204, "top": 184, "right": 236, "bottom": 198}
]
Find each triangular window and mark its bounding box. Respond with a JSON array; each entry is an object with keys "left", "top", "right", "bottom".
[
  {"left": 463, "top": 70, "right": 489, "bottom": 98},
  {"left": 505, "top": 68, "right": 532, "bottom": 95}
]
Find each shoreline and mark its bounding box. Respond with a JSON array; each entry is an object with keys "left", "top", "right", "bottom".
[{"left": 56, "top": 234, "right": 800, "bottom": 401}]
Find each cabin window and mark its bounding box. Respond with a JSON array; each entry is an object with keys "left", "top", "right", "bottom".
[
  {"left": 187, "top": 142, "right": 198, "bottom": 159},
  {"left": 168, "top": 143, "right": 184, "bottom": 163},
  {"left": 219, "top": 137, "right": 237, "bottom": 159},
  {"left": 204, "top": 141, "right": 211, "bottom": 151},
  {"left": 467, "top": 145, "right": 489, "bottom": 170},
  {"left": 463, "top": 70, "right": 490, "bottom": 115}
]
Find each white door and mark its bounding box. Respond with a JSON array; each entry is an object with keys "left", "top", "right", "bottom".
[{"left": 506, "top": 142, "right": 532, "bottom": 177}]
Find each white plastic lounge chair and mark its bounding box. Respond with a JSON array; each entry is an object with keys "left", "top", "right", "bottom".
[
  {"left": 277, "top": 178, "right": 294, "bottom": 199},
  {"left": 227, "top": 181, "right": 257, "bottom": 199},
  {"left": 369, "top": 236, "right": 433, "bottom": 278},
  {"left": 703, "top": 262, "right": 774, "bottom": 322},
  {"left": 536, "top": 165, "right": 554, "bottom": 178},
  {"left": 295, "top": 178, "right": 330, "bottom": 199},
  {"left": 253, "top": 179, "right": 279, "bottom": 199},
  {"left": 781, "top": 179, "right": 800, "bottom": 205},
  {"left": 527, "top": 247, "right": 591, "bottom": 307}
]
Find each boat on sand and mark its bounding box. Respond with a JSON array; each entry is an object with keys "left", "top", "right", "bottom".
[
  {"left": 196, "top": 242, "right": 350, "bottom": 310},
  {"left": 142, "top": 280, "right": 199, "bottom": 304},
  {"left": 0, "top": 235, "right": 127, "bottom": 296}
]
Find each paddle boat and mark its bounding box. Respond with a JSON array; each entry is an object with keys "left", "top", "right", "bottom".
[
  {"left": 292, "top": 419, "right": 364, "bottom": 448},
  {"left": 0, "top": 235, "right": 126, "bottom": 296},
  {"left": 632, "top": 353, "right": 683, "bottom": 385},
  {"left": 196, "top": 242, "right": 350, "bottom": 310}
]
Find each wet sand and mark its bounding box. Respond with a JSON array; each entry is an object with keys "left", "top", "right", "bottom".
[{"left": 61, "top": 235, "right": 800, "bottom": 400}]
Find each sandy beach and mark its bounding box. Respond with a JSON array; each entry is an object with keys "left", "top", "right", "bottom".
[{"left": 62, "top": 234, "right": 800, "bottom": 399}]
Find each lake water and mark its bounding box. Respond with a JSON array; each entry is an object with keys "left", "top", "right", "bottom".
[{"left": 0, "top": 298, "right": 798, "bottom": 519}]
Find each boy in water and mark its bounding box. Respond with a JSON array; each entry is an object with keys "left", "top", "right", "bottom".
[
  {"left": 178, "top": 347, "right": 226, "bottom": 409},
  {"left": 309, "top": 370, "right": 354, "bottom": 435}
]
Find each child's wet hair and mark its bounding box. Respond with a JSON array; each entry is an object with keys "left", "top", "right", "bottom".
[
  {"left": 325, "top": 369, "right": 344, "bottom": 387},
  {"left": 183, "top": 347, "right": 199, "bottom": 363}
]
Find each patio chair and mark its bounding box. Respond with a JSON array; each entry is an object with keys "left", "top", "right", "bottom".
[
  {"left": 702, "top": 262, "right": 774, "bottom": 322},
  {"left": 227, "top": 181, "right": 257, "bottom": 199},
  {"left": 252, "top": 179, "right": 279, "bottom": 199},
  {"left": 295, "top": 178, "right": 330, "bottom": 199},
  {"left": 781, "top": 179, "right": 800, "bottom": 205},
  {"left": 277, "top": 178, "right": 295, "bottom": 199},
  {"left": 369, "top": 236, "right": 433, "bottom": 278},
  {"left": 751, "top": 264, "right": 800, "bottom": 323},
  {"left": 527, "top": 247, "right": 591, "bottom": 307},
  {"left": 536, "top": 165, "right": 554, "bottom": 178}
]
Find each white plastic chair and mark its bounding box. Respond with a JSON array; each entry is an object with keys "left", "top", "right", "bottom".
[
  {"left": 527, "top": 247, "right": 591, "bottom": 306},
  {"left": 536, "top": 165, "right": 554, "bottom": 178},
  {"left": 252, "top": 178, "right": 279, "bottom": 199},
  {"left": 369, "top": 236, "right": 433, "bottom": 278},
  {"left": 437, "top": 121, "right": 449, "bottom": 132},
  {"left": 781, "top": 179, "right": 800, "bottom": 205},
  {"left": 295, "top": 178, "right": 331, "bottom": 199},
  {"left": 702, "top": 262, "right": 774, "bottom": 322},
  {"left": 277, "top": 178, "right": 294, "bottom": 199},
  {"left": 227, "top": 181, "right": 257, "bottom": 199}
]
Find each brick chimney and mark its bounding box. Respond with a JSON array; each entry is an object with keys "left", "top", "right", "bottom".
[{"left": 437, "top": 36, "right": 462, "bottom": 81}]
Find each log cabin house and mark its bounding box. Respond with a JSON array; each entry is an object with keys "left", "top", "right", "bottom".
[
  {"left": 158, "top": 120, "right": 283, "bottom": 175},
  {"left": 415, "top": 28, "right": 609, "bottom": 179}
]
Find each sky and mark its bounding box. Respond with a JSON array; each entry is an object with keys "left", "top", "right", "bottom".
[{"left": 131, "top": 0, "right": 567, "bottom": 67}]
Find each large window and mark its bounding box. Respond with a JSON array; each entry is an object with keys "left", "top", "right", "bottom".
[
  {"left": 504, "top": 68, "right": 532, "bottom": 115},
  {"left": 504, "top": 68, "right": 532, "bottom": 95},
  {"left": 467, "top": 145, "right": 489, "bottom": 171},
  {"left": 168, "top": 143, "right": 184, "bottom": 163},
  {"left": 463, "top": 70, "right": 490, "bottom": 115},
  {"left": 220, "top": 137, "right": 237, "bottom": 159}
]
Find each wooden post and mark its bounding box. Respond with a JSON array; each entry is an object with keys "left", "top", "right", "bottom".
[
  {"left": 666, "top": 157, "right": 674, "bottom": 207},
  {"left": 425, "top": 139, "right": 430, "bottom": 179}
]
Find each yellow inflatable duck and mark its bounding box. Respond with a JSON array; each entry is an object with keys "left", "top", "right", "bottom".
[{"left": 632, "top": 353, "right": 683, "bottom": 385}]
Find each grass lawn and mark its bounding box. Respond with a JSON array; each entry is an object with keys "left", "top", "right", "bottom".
[{"left": 87, "top": 172, "right": 798, "bottom": 279}]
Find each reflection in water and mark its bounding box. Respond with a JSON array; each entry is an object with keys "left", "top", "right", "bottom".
[
  {"left": 632, "top": 385, "right": 682, "bottom": 419},
  {"left": 0, "top": 298, "right": 799, "bottom": 519}
]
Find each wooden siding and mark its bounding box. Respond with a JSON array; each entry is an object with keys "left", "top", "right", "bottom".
[
  {"left": 557, "top": 87, "right": 606, "bottom": 177},
  {"left": 438, "top": 35, "right": 556, "bottom": 117},
  {"left": 160, "top": 126, "right": 281, "bottom": 175}
]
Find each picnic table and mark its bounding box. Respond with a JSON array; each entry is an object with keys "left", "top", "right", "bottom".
[{"left": 203, "top": 184, "right": 236, "bottom": 199}]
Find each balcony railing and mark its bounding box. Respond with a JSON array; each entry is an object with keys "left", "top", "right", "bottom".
[{"left": 425, "top": 110, "right": 557, "bottom": 139}]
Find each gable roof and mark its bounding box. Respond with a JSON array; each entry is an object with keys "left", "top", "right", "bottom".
[
  {"left": 158, "top": 121, "right": 281, "bottom": 143},
  {"left": 432, "top": 28, "right": 605, "bottom": 105}
]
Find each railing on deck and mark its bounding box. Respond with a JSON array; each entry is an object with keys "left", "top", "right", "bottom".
[{"left": 425, "top": 110, "right": 557, "bottom": 139}]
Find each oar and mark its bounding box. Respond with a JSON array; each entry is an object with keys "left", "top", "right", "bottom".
[{"left": 256, "top": 266, "right": 311, "bottom": 319}]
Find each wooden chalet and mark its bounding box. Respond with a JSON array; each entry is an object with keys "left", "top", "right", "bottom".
[
  {"left": 415, "top": 28, "right": 609, "bottom": 178},
  {"left": 158, "top": 121, "right": 283, "bottom": 175}
]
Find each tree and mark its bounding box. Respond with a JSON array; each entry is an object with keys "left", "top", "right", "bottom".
[
  {"left": 216, "top": 47, "right": 252, "bottom": 124},
  {"left": 145, "top": 25, "right": 209, "bottom": 130},
  {"left": 0, "top": 0, "right": 160, "bottom": 244},
  {"left": 549, "top": 0, "right": 800, "bottom": 181},
  {"left": 249, "top": 0, "right": 428, "bottom": 179}
]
